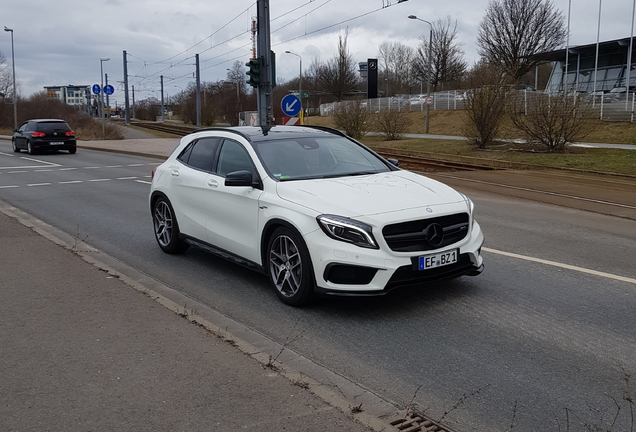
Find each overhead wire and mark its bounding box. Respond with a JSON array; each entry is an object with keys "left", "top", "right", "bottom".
[{"left": 128, "top": 0, "right": 403, "bottom": 94}]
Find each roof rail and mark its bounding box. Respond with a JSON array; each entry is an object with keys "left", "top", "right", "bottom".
[
  {"left": 192, "top": 127, "right": 253, "bottom": 142},
  {"left": 295, "top": 125, "right": 347, "bottom": 138}
]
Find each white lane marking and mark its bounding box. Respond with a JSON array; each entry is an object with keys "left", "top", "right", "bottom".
[
  {"left": 0, "top": 185, "right": 19, "bottom": 189},
  {"left": 483, "top": 247, "right": 636, "bottom": 285},
  {"left": 127, "top": 164, "right": 144, "bottom": 167},
  {"left": 20, "top": 157, "right": 60, "bottom": 167},
  {"left": 84, "top": 167, "right": 100, "bottom": 169},
  {"left": 27, "top": 183, "right": 51, "bottom": 187},
  {"left": 59, "top": 168, "right": 77, "bottom": 171},
  {"left": 8, "top": 171, "right": 27, "bottom": 174},
  {"left": 117, "top": 177, "right": 138, "bottom": 180},
  {"left": 107, "top": 165, "right": 123, "bottom": 168},
  {"left": 59, "top": 181, "right": 82, "bottom": 184},
  {"left": 135, "top": 180, "right": 152, "bottom": 184},
  {"left": 89, "top": 179, "right": 111, "bottom": 182},
  {"left": 35, "top": 169, "right": 53, "bottom": 172}
]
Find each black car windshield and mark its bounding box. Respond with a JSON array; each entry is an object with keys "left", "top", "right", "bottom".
[{"left": 254, "top": 136, "right": 391, "bottom": 181}]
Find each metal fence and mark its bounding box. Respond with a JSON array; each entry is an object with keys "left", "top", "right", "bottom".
[{"left": 319, "top": 90, "right": 636, "bottom": 122}]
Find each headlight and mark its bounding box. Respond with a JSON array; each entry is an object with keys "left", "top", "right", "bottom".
[{"left": 316, "top": 215, "right": 379, "bottom": 249}]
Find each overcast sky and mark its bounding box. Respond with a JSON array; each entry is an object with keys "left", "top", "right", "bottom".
[{"left": 1, "top": 0, "right": 631, "bottom": 100}]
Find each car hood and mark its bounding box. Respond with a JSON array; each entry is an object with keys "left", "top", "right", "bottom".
[{"left": 275, "top": 171, "right": 465, "bottom": 217}]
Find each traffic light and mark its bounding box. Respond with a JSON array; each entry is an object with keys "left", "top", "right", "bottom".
[{"left": 246, "top": 58, "right": 261, "bottom": 88}]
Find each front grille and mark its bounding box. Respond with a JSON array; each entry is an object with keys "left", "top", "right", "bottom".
[{"left": 382, "top": 213, "right": 469, "bottom": 252}]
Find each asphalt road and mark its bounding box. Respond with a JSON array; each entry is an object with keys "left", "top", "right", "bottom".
[{"left": 1, "top": 143, "right": 635, "bottom": 432}]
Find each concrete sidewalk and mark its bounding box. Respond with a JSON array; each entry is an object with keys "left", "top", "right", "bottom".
[{"left": 0, "top": 205, "right": 380, "bottom": 431}]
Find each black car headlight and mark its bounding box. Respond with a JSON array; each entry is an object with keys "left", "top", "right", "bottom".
[{"left": 317, "top": 215, "right": 379, "bottom": 249}]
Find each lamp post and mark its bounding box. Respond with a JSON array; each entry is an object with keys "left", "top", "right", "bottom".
[
  {"left": 408, "top": 15, "right": 432, "bottom": 134},
  {"left": 4, "top": 26, "right": 17, "bottom": 130},
  {"left": 285, "top": 51, "right": 303, "bottom": 124},
  {"left": 99, "top": 57, "right": 110, "bottom": 139}
]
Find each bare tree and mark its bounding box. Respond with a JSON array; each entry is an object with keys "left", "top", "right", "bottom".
[
  {"left": 413, "top": 16, "right": 467, "bottom": 91},
  {"left": 507, "top": 91, "right": 595, "bottom": 151},
  {"left": 463, "top": 67, "right": 508, "bottom": 149},
  {"left": 333, "top": 99, "right": 371, "bottom": 140},
  {"left": 378, "top": 41, "right": 416, "bottom": 95},
  {"left": 477, "top": 0, "right": 566, "bottom": 82},
  {"left": 316, "top": 32, "right": 360, "bottom": 101}
]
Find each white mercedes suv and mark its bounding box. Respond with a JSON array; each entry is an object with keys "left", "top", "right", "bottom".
[{"left": 150, "top": 126, "right": 484, "bottom": 306}]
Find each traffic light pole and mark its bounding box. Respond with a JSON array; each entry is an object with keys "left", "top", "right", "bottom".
[{"left": 257, "top": 0, "right": 274, "bottom": 134}]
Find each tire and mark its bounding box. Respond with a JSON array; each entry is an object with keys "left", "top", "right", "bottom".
[
  {"left": 152, "top": 196, "right": 190, "bottom": 254},
  {"left": 12, "top": 140, "right": 20, "bottom": 153},
  {"left": 27, "top": 141, "right": 36, "bottom": 155},
  {"left": 267, "top": 226, "right": 315, "bottom": 306},
  {"left": 68, "top": 147, "right": 77, "bottom": 154}
]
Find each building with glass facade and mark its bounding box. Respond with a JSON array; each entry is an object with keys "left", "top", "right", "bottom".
[{"left": 540, "top": 37, "right": 634, "bottom": 94}]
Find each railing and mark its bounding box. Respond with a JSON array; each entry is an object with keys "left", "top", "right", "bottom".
[{"left": 319, "top": 90, "right": 636, "bottom": 122}]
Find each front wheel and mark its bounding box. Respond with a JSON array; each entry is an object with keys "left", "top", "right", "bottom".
[
  {"left": 267, "top": 227, "right": 315, "bottom": 306},
  {"left": 152, "top": 196, "right": 189, "bottom": 254},
  {"left": 12, "top": 140, "right": 20, "bottom": 153}
]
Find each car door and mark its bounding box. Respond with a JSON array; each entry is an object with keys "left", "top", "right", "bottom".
[
  {"left": 14, "top": 122, "right": 29, "bottom": 149},
  {"left": 204, "top": 138, "right": 263, "bottom": 264},
  {"left": 168, "top": 137, "right": 220, "bottom": 242}
]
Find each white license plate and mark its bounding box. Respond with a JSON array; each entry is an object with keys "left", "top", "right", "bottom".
[
  {"left": 418, "top": 249, "right": 458, "bottom": 270},
  {"left": 50, "top": 142, "right": 64, "bottom": 145}
]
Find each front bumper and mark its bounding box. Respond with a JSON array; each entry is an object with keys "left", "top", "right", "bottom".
[{"left": 306, "top": 221, "right": 484, "bottom": 297}]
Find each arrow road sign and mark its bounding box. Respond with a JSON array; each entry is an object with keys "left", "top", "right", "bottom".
[
  {"left": 92, "top": 84, "right": 101, "bottom": 95},
  {"left": 281, "top": 94, "right": 301, "bottom": 117}
]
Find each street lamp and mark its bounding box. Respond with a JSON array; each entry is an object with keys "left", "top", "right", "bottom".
[
  {"left": 4, "top": 26, "right": 18, "bottom": 130},
  {"left": 285, "top": 51, "right": 303, "bottom": 124},
  {"left": 408, "top": 15, "right": 433, "bottom": 134},
  {"left": 99, "top": 57, "right": 110, "bottom": 139}
]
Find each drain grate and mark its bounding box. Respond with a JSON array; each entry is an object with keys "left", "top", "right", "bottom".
[{"left": 388, "top": 412, "right": 459, "bottom": 432}]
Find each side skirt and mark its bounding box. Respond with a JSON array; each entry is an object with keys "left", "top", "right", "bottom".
[{"left": 181, "top": 235, "right": 266, "bottom": 274}]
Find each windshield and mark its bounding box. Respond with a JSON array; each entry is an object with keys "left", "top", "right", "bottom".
[{"left": 254, "top": 136, "right": 392, "bottom": 181}]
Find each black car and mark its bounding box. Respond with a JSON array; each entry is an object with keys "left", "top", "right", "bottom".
[{"left": 12, "top": 119, "right": 77, "bottom": 154}]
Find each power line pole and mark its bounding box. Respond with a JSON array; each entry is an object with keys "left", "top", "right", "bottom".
[
  {"left": 195, "top": 54, "right": 201, "bottom": 127},
  {"left": 123, "top": 50, "right": 130, "bottom": 125}
]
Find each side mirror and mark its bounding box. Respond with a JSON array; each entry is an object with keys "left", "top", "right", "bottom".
[
  {"left": 225, "top": 170, "right": 261, "bottom": 189},
  {"left": 386, "top": 158, "right": 400, "bottom": 167}
]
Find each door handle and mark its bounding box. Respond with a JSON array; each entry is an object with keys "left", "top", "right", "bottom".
[
  {"left": 207, "top": 179, "right": 219, "bottom": 188},
  {"left": 171, "top": 169, "right": 179, "bottom": 177}
]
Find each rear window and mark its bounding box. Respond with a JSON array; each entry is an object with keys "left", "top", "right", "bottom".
[{"left": 36, "top": 122, "right": 71, "bottom": 133}]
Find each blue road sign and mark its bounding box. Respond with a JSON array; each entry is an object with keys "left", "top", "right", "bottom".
[
  {"left": 281, "top": 94, "right": 301, "bottom": 117},
  {"left": 92, "top": 84, "right": 101, "bottom": 95},
  {"left": 103, "top": 85, "right": 115, "bottom": 96}
]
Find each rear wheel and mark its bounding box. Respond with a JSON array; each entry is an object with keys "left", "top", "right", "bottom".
[
  {"left": 152, "top": 196, "right": 189, "bottom": 254},
  {"left": 267, "top": 227, "right": 315, "bottom": 306},
  {"left": 68, "top": 147, "right": 77, "bottom": 154},
  {"left": 27, "top": 141, "right": 36, "bottom": 155}
]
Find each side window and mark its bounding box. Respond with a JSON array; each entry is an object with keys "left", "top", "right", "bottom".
[
  {"left": 216, "top": 140, "right": 254, "bottom": 177},
  {"left": 181, "top": 138, "right": 220, "bottom": 172},
  {"left": 18, "top": 122, "right": 28, "bottom": 132}
]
